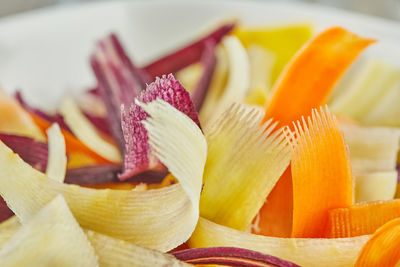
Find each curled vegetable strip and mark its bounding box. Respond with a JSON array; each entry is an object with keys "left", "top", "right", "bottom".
[
  {"left": 0, "top": 134, "right": 48, "bottom": 172},
  {"left": 189, "top": 217, "right": 370, "bottom": 267},
  {"left": 45, "top": 124, "right": 67, "bottom": 182},
  {"left": 0, "top": 207, "right": 189, "bottom": 266},
  {"left": 86, "top": 231, "right": 189, "bottom": 267},
  {"left": 340, "top": 124, "right": 400, "bottom": 175},
  {"left": 137, "top": 99, "right": 206, "bottom": 214},
  {"left": 173, "top": 247, "right": 299, "bottom": 267},
  {"left": 0, "top": 217, "right": 20, "bottom": 248},
  {"left": 0, "top": 195, "right": 98, "bottom": 267},
  {"left": 326, "top": 199, "right": 400, "bottom": 238},
  {"left": 213, "top": 36, "right": 250, "bottom": 117},
  {"left": 288, "top": 107, "right": 353, "bottom": 238},
  {"left": 0, "top": 98, "right": 206, "bottom": 252},
  {"left": 355, "top": 218, "right": 400, "bottom": 267},
  {"left": 355, "top": 171, "right": 397, "bottom": 203},
  {"left": 245, "top": 45, "right": 275, "bottom": 106},
  {"left": 340, "top": 124, "right": 400, "bottom": 202},
  {"left": 199, "top": 46, "right": 229, "bottom": 125},
  {"left": 59, "top": 97, "right": 122, "bottom": 163},
  {"left": 200, "top": 103, "right": 290, "bottom": 231},
  {"left": 119, "top": 74, "right": 200, "bottom": 180},
  {"left": 143, "top": 21, "right": 235, "bottom": 78},
  {"left": 330, "top": 58, "right": 400, "bottom": 126}
]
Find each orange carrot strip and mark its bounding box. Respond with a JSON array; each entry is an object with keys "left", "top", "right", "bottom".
[
  {"left": 326, "top": 199, "right": 400, "bottom": 238},
  {"left": 253, "top": 167, "right": 293, "bottom": 237},
  {"left": 256, "top": 27, "right": 374, "bottom": 237},
  {"left": 290, "top": 107, "right": 353, "bottom": 238},
  {"left": 355, "top": 218, "right": 400, "bottom": 267},
  {"left": 262, "top": 26, "right": 376, "bottom": 127},
  {"left": 30, "top": 113, "right": 111, "bottom": 164}
]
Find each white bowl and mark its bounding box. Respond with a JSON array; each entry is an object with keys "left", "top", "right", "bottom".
[{"left": 0, "top": 0, "right": 399, "bottom": 108}]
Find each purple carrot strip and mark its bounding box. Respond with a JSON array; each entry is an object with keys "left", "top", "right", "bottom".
[
  {"left": 125, "top": 170, "right": 168, "bottom": 184},
  {"left": 109, "top": 33, "right": 152, "bottom": 84},
  {"left": 14, "top": 91, "right": 71, "bottom": 132},
  {"left": 143, "top": 22, "right": 235, "bottom": 78},
  {"left": 65, "top": 164, "right": 121, "bottom": 185},
  {"left": 0, "top": 197, "right": 14, "bottom": 223},
  {"left": 90, "top": 34, "right": 147, "bottom": 152},
  {"left": 173, "top": 247, "right": 299, "bottom": 267},
  {"left": 64, "top": 164, "right": 167, "bottom": 185},
  {"left": 119, "top": 74, "right": 199, "bottom": 181},
  {"left": 91, "top": 58, "right": 125, "bottom": 151},
  {"left": 0, "top": 134, "right": 48, "bottom": 172},
  {"left": 191, "top": 40, "right": 217, "bottom": 111}
]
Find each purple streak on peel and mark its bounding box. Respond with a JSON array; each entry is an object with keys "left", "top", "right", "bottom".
[
  {"left": 119, "top": 74, "right": 200, "bottom": 181},
  {"left": 91, "top": 34, "right": 149, "bottom": 153},
  {"left": 173, "top": 247, "right": 299, "bottom": 267},
  {"left": 0, "top": 134, "right": 48, "bottom": 172},
  {"left": 109, "top": 33, "right": 152, "bottom": 84},
  {"left": 0, "top": 197, "right": 13, "bottom": 223},
  {"left": 191, "top": 40, "right": 217, "bottom": 111},
  {"left": 14, "top": 91, "right": 71, "bottom": 132},
  {"left": 143, "top": 22, "right": 236, "bottom": 78}
]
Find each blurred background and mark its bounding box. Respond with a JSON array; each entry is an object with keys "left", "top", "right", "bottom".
[{"left": 1, "top": 0, "right": 400, "bottom": 21}]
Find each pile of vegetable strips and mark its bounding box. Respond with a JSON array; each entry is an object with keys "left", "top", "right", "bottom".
[{"left": 1, "top": 18, "right": 400, "bottom": 267}]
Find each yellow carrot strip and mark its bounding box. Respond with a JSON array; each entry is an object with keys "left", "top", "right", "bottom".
[
  {"left": 355, "top": 171, "right": 397, "bottom": 203},
  {"left": 200, "top": 103, "right": 290, "bottom": 231},
  {"left": 0, "top": 217, "right": 20, "bottom": 248},
  {"left": 355, "top": 218, "right": 400, "bottom": 267},
  {"left": 289, "top": 107, "right": 353, "bottom": 238},
  {"left": 257, "top": 27, "right": 374, "bottom": 237},
  {"left": 45, "top": 123, "right": 67, "bottom": 182},
  {"left": 199, "top": 47, "right": 228, "bottom": 124},
  {"left": 0, "top": 90, "right": 45, "bottom": 141},
  {"left": 189, "top": 217, "right": 370, "bottom": 267},
  {"left": 326, "top": 199, "right": 400, "bottom": 238},
  {"left": 234, "top": 23, "right": 313, "bottom": 84},
  {"left": 0, "top": 195, "right": 98, "bottom": 267},
  {"left": 244, "top": 45, "right": 275, "bottom": 106},
  {"left": 59, "top": 97, "right": 122, "bottom": 163},
  {"left": 0, "top": 206, "right": 190, "bottom": 266},
  {"left": 30, "top": 112, "right": 112, "bottom": 165}
]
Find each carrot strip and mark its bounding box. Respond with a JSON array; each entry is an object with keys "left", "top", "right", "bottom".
[
  {"left": 253, "top": 167, "right": 293, "bottom": 237},
  {"left": 262, "top": 27, "right": 375, "bottom": 127},
  {"left": 257, "top": 27, "right": 375, "bottom": 237},
  {"left": 30, "top": 113, "right": 111, "bottom": 165},
  {"left": 355, "top": 218, "right": 400, "bottom": 267},
  {"left": 289, "top": 107, "right": 353, "bottom": 238},
  {"left": 326, "top": 199, "right": 400, "bottom": 238}
]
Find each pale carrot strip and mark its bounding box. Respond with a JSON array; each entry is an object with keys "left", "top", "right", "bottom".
[
  {"left": 262, "top": 26, "right": 376, "bottom": 127},
  {"left": 326, "top": 199, "right": 400, "bottom": 238},
  {"left": 30, "top": 113, "right": 111, "bottom": 165},
  {"left": 355, "top": 218, "right": 400, "bottom": 267},
  {"left": 257, "top": 27, "right": 374, "bottom": 237},
  {"left": 289, "top": 107, "right": 353, "bottom": 238}
]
